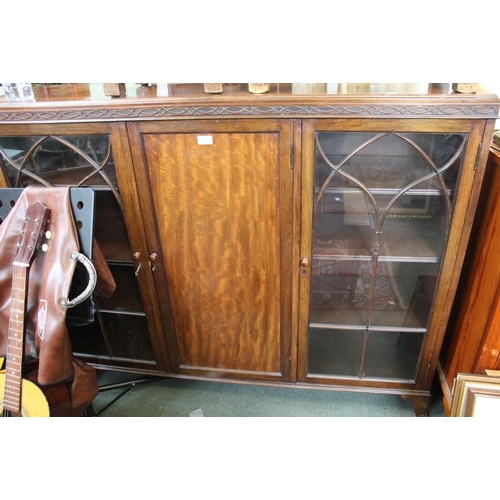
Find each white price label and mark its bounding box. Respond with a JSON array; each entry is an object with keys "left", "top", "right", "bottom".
[{"left": 197, "top": 135, "right": 213, "bottom": 145}]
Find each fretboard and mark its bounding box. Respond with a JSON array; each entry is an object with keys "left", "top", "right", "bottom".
[{"left": 3, "top": 263, "right": 29, "bottom": 413}]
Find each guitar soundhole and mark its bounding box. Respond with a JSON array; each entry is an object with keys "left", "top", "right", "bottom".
[{"left": 0, "top": 400, "right": 30, "bottom": 417}]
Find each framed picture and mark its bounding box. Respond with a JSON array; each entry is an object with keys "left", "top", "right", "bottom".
[{"left": 450, "top": 372, "right": 500, "bottom": 417}]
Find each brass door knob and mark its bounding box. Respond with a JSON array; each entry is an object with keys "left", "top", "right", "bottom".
[{"left": 300, "top": 258, "right": 309, "bottom": 267}]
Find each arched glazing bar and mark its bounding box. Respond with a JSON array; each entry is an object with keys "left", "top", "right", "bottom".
[
  {"left": 0, "top": 135, "right": 123, "bottom": 212},
  {"left": 380, "top": 133, "right": 466, "bottom": 228},
  {"left": 0, "top": 136, "right": 52, "bottom": 187},
  {"left": 314, "top": 133, "right": 386, "bottom": 229}
]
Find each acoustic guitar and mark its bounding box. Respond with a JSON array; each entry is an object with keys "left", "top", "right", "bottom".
[{"left": 0, "top": 202, "right": 53, "bottom": 417}]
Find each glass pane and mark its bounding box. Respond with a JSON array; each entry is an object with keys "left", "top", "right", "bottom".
[
  {"left": 310, "top": 260, "right": 439, "bottom": 329},
  {"left": 314, "top": 178, "right": 375, "bottom": 258},
  {"left": 316, "top": 132, "right": 463, "bottom": 195},
  {"left": 0, "top": 135, "right": 117, "bottom": 188},
  {"left": 99, "top": 313, "right": 155, "bottom": 361},
  {"left": 310, "top": 258, "right": 371, "bottom": 327},
  {"left": 373, "top": 262, "right": 439, "bottom": 329},
  {"left": 69, "top": 313, "right": 155, "bottom": 362},
  {"left": 94, "top": 264, "right": 142, "bottom": 313},
  {"left": 68, "top": 321, "right": 110, "bottom": 357},
  {"left": 308, "top": 328, "right": 425, "bottom": 381},
  {"left": 93, "top": 190, "right": 132, "bottom": 263},
  {"left": 307, "top": 131, "right": 466, "bottom": 382},
  {"left": 362, "top": 330, "right": 424, "bottom": 380},
  {"left": 308, "top": 328, "right": 364, "bottom": 377},
  {"left": 378, "top": 191, "right": 447, "bottom": 261}
]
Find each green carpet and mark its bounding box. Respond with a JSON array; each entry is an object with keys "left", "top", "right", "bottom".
[{"left": 91, "top": 370, "right": 445, "bottom": 417}]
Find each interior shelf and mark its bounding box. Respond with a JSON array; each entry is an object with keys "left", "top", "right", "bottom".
[
  {"left": 69, "top": 313, "right": 155, "bottom": 362},
  {"left": 309, "top": 260, "right": 438, "bottom": 329},
  {"left": 313, "top": 213, "right": 446, "bottom": 262}
]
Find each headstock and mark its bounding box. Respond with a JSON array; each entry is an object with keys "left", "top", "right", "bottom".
[{"left": 14, "top": 202, "right": 50, "bottom": 267}]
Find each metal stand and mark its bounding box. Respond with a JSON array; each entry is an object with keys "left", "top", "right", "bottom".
[{"left": 92, "top": 377, "right": 161, "bottom": 416}]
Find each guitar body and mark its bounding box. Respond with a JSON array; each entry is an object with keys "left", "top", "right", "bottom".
[
  {"left": 0, "top": 369, "right": 72, "bottom": 417},
  {"left": 0, "top": 372, "right": 49, "bottom": 417}
]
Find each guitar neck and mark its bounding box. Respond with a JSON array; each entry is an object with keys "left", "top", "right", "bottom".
[{"left": 3, "top": 264, "right": 29, "bottom": 414}]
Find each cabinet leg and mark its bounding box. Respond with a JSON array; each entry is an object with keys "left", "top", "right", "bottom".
[{"left": 401, "top": 395, "right": 430, "bottom": 417}]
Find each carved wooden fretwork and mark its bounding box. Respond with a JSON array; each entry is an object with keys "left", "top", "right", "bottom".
[
  {"left": 0, "top": 103, "right": 498, "bottom": 123},
  {"left": 0, "top": 135, "right": 123, "bottom": 210}
]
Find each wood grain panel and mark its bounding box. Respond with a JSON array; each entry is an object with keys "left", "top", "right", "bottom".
[
  {"left": 144, "top": 131, "right": 283, "bottom": 373},
  {"left": 440, "top": 147, "right": 500, "bottom": 412}
]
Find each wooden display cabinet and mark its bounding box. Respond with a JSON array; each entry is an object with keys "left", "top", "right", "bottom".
[
  {"left": 439, "top": 146, "right": 500, "bottom": 415},
  {"left": 0, "top": 83, "right": 498, "bottom": 415}
]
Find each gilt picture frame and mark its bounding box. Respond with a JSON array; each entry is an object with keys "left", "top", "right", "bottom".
[{"left": 450, "top": 372, "right": 500, "bottom": 417}]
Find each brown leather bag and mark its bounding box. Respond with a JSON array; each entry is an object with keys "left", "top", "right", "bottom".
[
  {"left": 0, "top": 186, "right": 99, "bottom": 412},
  {"left": 70, "top": 357, "right": 99, "bottom": 417},
  {"left": 92, "top": 238, "right": 116, "bottom": 299}
]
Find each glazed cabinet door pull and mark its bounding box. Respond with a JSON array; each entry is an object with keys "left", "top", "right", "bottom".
[
  {"left": 135, "top": 263, "right": 142, "bottom": 276},
  {"left": 149, "top": 253, "right": 158, "bottom": 271},
  {"left": 300, "top": 258, "right": 309, "bottom": 276}
]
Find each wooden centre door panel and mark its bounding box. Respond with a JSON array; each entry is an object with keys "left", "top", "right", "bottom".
[{"left": 128, "top": 120, "right": 295, "bottom": 381}]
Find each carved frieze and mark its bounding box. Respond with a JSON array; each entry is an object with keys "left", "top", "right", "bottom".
[{"left": 0, "top": 102, "right": 498, "bottom": 123}]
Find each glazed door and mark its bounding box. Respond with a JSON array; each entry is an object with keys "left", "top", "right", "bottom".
[
  {"left": 299, "top": 119, "right": 486, "bottom": 390},
  {"left": 128, "top": 119, "right": 296, "bottom": 382},
  {"left": 0, "top": 123, "right": 164, "bottom": 373}
]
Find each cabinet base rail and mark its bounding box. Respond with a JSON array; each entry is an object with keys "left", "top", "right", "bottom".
[{"left": 91, "top": 365, "right": 434, "bottom": 417}]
